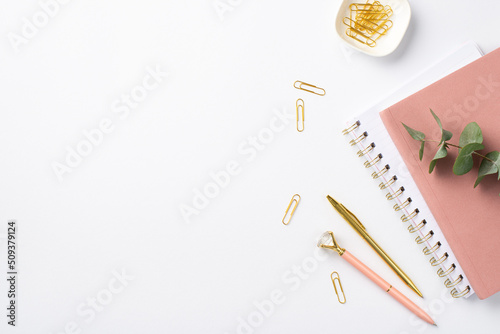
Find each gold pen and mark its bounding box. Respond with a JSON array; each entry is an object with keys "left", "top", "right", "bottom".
[{"left": 327, "top": 195, "right": 423, "bottom": 298}]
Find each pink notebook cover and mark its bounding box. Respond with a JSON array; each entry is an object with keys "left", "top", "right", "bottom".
[{"left": 380, "top": 48, "right": 500, "bottom": 300}]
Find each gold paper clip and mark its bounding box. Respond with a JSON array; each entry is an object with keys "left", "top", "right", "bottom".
[
  {"left": 358, "top": 18, "right": 392, "bottom": 36},
  {"left": 346, "top": 28, "right": 376, "bottom": 48},
  {"left": 343, "top": 17, "right": 389, "bottom": 36},
  {"left": 349, "top": 3, "right": 384, "bottom": 11},
  {"left": 293, "top": 81, "right": 326, "bottom": 96},
  {"left": 344, "top": 1, "right": 393, "bottom": 47},
  {"left": 331, "top": 271, "right": 346, "bottom": 304},
  {"left": 282, "top": 194, "right": 300, "bottom": 225},
  {"left": 296, "top": 99, "right": 304, "bottom": 132},
  {"left": 383, "top": 5, "right": 394, "bottom": 16}
]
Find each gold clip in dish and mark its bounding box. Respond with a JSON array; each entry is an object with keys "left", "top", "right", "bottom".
[
  {"left": 331, "top": 271, "right": 346, "bottom": 304},
  {"left": 344, "top": 1, "right": 394, "bottom": 48},
  {"left": 296, "top": 99, "right": 304, "bottom": 132},
  {"left": 293, "top": 81, "right": 326, "bottom": 96},
  {"left": 349, "top": 3, "right": 384, "bottom": 12},
  {"left": 346, "top": 28, "right": 377, "bottom": 47},
  {"left": 282, "top": 194, "right": 300, "bottom": 225}
]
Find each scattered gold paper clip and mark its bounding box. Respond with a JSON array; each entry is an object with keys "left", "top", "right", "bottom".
[
  {"left": 296, "top": 99, "right": 304, "bottom": 132},
  {"left": 282, "top": 194, "right": 301, "bottom": 225},
  {"left": 331, "top": 271, "right": 346, "bottom": 304},
  {"left": 293, "top": 81, "right": 326, "bottom": 96}
]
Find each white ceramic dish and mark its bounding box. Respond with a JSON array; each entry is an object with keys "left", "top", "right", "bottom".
[{"left": 335, "top": 0, "right": 411, "bottom": 57}]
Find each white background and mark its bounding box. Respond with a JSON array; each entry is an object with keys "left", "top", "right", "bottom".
[{"left": 1, "top": 0, "right": 500, "bottom": 333}]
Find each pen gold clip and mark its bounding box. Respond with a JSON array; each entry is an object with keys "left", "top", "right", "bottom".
[{"left": 340, "top": 204, "right": 366, "bottom": 231}]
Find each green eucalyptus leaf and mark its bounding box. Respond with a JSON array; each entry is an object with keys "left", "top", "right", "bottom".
[
  {"left": 453, "top": 143, "right": 485, "bottom": 175},
  {"left": 442, "top": 129, "right": 453, "bottom": 142},
  {"left": 475, "top": 176, "right": 485, "bottom": 188},
  {"left": 430, "top": 109, "right": 443, "bottom": 130},
  {"left": 402, "top": 123, "right": 425, "bottom": 141},
  {"left": 459, "top": 122, "right": 483, "bottom": 147},
  {"left": 429, "top": 144, "right": 448, "bottom": 173},
  {"left": 475, "top": 151, "right": 500, "bottom": 187},
  {"left": 419, "top": 141, "right": 425, "bottom": 161},
  {"left": 430, "top": 109, "right": 453, "bottom": 144}
]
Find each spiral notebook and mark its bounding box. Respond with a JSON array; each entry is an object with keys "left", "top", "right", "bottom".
[{"left": 344, "top": 42, "right": 500, "bottom": 300}]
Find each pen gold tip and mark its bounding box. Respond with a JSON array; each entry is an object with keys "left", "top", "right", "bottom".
[
  {"left": 433, "top": 323, "right": 437, "bottom": 326},
  {"left": 406, "top": 280, "right": 423, "bottom": 298},
  {"left": 326, "top": 195, "right": 339, "bottom": 206}
]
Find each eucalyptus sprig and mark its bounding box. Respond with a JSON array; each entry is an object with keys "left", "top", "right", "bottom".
[{"left": 402, "top": 109, "right": 500, "bottom": 196}]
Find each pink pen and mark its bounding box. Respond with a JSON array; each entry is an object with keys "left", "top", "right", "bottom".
[{"left": 318, "top": 231, "right": 436, "bottom": 326}]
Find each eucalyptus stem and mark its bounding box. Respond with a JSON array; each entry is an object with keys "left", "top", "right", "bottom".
[
  {"left": 403, "top": 110, "right": 500, "bottom": 195},
  {"left": 425, "top": 140, "right": 495, "bottom": 164}
]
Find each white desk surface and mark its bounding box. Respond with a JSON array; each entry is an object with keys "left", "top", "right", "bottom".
[{"left": 1, "top": 1, "right": 500, "bottom": 333}]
